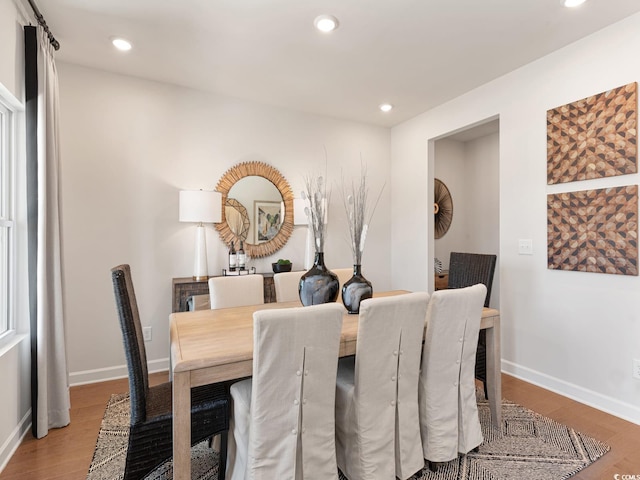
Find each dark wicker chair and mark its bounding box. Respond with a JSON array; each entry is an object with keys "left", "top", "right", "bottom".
[
  {"left": 447, "top": 253, "right": 497, "bottom": 399},
  {"left": 111, "top": 264, "right": 230, "bottom": 480}
]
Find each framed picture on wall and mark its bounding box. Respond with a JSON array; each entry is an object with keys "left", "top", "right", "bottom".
[{"left": 254, "top": 201, "right": 282, "bottom": 243}]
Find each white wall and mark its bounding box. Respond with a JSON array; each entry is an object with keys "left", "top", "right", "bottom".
[
  {"left": 56, "top": 63, "right": 391, "bottom": 384},
  {"left": 434, "top": 134, "right": 501, "bottom": 309},
  {"left": 392, "top": 13, "right": 640, "bottom": 423},
  {"left": 0, "top": 0, "right": 32, "bottom": 472}
]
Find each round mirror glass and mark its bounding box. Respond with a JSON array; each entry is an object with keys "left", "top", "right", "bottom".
[{"left": 226, "top": 176, "right": 284, "bottom": 244}]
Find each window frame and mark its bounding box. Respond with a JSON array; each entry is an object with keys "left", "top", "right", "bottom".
[{"left": 0, "top": 87, "right": 18, "bottom": 341}]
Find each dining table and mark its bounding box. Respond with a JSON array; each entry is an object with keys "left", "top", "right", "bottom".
[{"left": 170, "top": 290, "right": 501, "bottom": 480}]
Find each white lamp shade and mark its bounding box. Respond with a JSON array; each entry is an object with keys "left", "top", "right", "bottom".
[
  {"left": 179, "top": 190, "right": 222, "bottom": 223},
  {"left": 293, "top": 198, "right": 308, "bottom": 225},
  {"left": 293, "top": 197, "right": 328, "bottom": 225}
]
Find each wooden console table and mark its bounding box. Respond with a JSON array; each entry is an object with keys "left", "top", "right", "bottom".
[
  {"left": 172, "top": 273, "right": 275, "bottom": 312},
  {"left": 435, "top": 270, "right": 449, "bottom": 290}
]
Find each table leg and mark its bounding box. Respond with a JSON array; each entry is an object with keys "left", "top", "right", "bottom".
[
  {"left": 173, "top": 371, "right": 191, "bottom": 480},
  {"left": 484, "top": 316, "right": 502, "bottom": 428}
]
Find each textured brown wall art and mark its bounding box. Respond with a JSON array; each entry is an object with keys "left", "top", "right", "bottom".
[
  {"left": 547, "top": 82, "right": 637, "bottom": 185},
  {"left": 547, "top": 185, "right": 638, "bottom": 275}
]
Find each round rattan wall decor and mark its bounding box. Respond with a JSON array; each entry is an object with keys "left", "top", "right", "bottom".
[{"left": 434, "top": 178, "right": 453, "bottom": 239}]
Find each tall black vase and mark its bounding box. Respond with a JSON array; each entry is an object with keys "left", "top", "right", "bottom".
[
  {"left": 341, "top": 265, "right": 373, "bottom": 314},
  {"left": 299, "top": 252, "right": 339, "bottom": 306}
]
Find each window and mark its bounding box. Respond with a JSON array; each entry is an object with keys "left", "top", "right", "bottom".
[{"left": 0, "top": 95, "right": 15, "bottom": 338}]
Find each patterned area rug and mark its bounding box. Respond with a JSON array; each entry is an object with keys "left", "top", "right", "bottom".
[{"left": 87, "top": 390, "right": 609, "bottom": 480}]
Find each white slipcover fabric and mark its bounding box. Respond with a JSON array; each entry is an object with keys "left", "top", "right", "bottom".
[
  {"left": 419, "top": 284, "right": 487, "bottom": 463},
  {"left": 208, "top": 275, "right": 264, "bottom": 309},
  {"left": 335, "top": 292, "right": 430, "bottom": 480},
  {"left": 273, "top": 271, "right": 304, "bottom": 302},
  {"left": 226, "top": 303, "right": 345, "bottom": 480},
  {"left": 332, "top": 268, "right": 353, "bottom": 290}
]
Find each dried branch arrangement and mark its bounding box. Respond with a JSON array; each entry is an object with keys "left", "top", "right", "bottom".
[
  {"left": 342, "top": 164, "right": 384, "bottom": 265},
  {"left": 302, "top": 171, "right": 329, "bottom": 253}
]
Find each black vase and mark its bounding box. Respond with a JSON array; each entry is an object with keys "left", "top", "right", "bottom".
[
  {"left": 341, "top": 265, "right": 373, "bottom": 314},
  {"left": 299, "top": 252, "right": 339, "bottom": 306}
]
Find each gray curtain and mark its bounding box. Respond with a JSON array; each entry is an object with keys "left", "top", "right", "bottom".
[{"left": 25, "top": 25, "right": 70, "bottom": 438}]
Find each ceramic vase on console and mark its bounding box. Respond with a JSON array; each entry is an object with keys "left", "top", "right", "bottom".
[
  {"left": 341, "top": 264, "right": 372, "bottom": 314},
  {"left": 299, "top": 252, "right": 339, "bottom": 306}
]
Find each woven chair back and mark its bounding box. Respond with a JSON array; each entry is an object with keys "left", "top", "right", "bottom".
[
  {"left": 111, "top": 264, "right": 149, "bottom": 425},
  {"left": 447, "top": 252, "right": 496, "bottom": 308}
]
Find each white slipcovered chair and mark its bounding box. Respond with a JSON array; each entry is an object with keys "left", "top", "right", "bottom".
[
  {"left": 332, "top": 268, "right": 353, "bottom": 290},
  {"left": 226, "top": 302, "right": 345, "bottom": 480},
  {"left": 419, "top": 284, "right": 487, "bottom": 471},
  {"left": 273, "top": 271, "right": 304, "bottom": 303},
  {"left": 207, "top": 275, "right": 264, "bottom": 309},
  {"left": 335, "top": 292, "right": 430, "bottom": 480}
]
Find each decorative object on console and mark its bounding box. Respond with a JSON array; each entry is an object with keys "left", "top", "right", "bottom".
[
  {"left": 547, "top": 185, "right": 638, "bottom": 276},
  {"left": 299, "top": 169, "right": 339, "bottom": 306},
  {"left": 434, "top": 178, "right": 453, "bottom": 239},
  {"left": 340, "top": 164, "right": 384, "bottom": 313},
  {"left": 547, "top": 82, "right": 637, "bottom": 185},
  {"left": 272, "top": 259, "right": 292, "bottom": 273},
  {"left": 228, "top": 241, "right": 237, "bottom": 272},
  {"left": 179, "top": 190, "right": 222, "bottom": 281},
  {"left": 434, "top": 257, "right": 443, "bottom": 274},
  {"left": 238, "top": 240, "right": 246, "bottom": 270}
]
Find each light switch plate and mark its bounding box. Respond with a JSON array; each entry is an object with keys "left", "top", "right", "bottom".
[{"left": 518, "top": 239, "right": 533, "bottom": 255}]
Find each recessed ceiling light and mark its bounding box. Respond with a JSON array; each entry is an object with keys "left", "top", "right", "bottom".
[
  {"left": 111, "top": 37, "right": 132, "bottom": 51},
  {"left": 379, "top": 103, "right": 393, "bottom": 113},
  {"left": 564, "top": 0, "right": 586, "bottom": 7},
  {"left": 314, "top": 15, "right": 339, "bottom": 33}
]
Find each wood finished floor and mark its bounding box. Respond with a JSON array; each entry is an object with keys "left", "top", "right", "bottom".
[{"left": 1, "top": 372, "right": 639, "bottom": 479}]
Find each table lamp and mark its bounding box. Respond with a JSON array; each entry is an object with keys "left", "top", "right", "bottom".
[{"left": 179, "top": 190, "right": 222, "bottom": 280}]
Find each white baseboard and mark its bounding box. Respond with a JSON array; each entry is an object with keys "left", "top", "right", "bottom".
[
  {"left": 502, "top": 359, "right": 640, "bottom": 426},
  {"left": 68, "top": 358, "right": 169, "bottom": 386},
  {"left": 0, "top": 409, "right": 31, "bottom": 474}
]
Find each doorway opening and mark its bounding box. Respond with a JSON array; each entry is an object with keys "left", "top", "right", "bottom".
[{"left": 431, "top": 117, "right": 500, "bottom": 309}]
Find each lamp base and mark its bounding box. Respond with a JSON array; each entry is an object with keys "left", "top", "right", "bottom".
[
  {"left": 193, "top": 224, "right": 209, "bottom": 280},
  {"left": 193, "top": 275, "right": 209, "bottom": 281}
]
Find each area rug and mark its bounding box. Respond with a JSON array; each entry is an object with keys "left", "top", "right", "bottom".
[{"left": 87, "top": 390, "right": 609, "bottom": 480}]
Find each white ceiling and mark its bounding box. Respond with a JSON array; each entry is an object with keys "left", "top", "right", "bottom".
[{"left": 37, "top": 0, "right": 640, "bottom": 127}]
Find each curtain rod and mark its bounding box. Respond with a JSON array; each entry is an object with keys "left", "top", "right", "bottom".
[{"left": 27, "top": 0, "right": 60, "bottom": 50}]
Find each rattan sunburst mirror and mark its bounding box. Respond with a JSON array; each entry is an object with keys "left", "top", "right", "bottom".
[
  {"left": 434, "top": 178, "right": 453, "bottom": 239},
  {"left": 215, "top": 161, "right": 293, "bottom": 258}
]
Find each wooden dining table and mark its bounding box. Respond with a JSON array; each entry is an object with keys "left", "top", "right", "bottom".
[{"left": 170, "top": 291, "right": 501, "bottom": 480}]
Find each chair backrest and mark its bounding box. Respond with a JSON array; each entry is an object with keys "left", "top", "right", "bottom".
[
  {"left": 447, "top": 252, "right": 496, "bottom": 307},
  {"left": 353, "top": 292, "right": 430, "bottom": 479},
  {"left": 273, "top": 271, "right": 304, "bottom": 303},
  {"left": 249, "top": 303, "right": 345, "bottom": 478},
  {"left": 208, "top": 275, "right": 264, "bottom": 309},
  {"left": 332, "top": 268, "right": 353, "bottom": 290},
  {"left": 419, "top": 284, "right": 486, "bottom": 460},
  {"left": 111, "top": 264, "right": 148, "bottom": 425}
]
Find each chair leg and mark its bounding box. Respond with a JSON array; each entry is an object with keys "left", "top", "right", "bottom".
[
  {"left": 218, "top": 431, "right": 228, "bottom": 480},
  {"left": 428, "top": 460, "right": 445, "bottom": 472}
]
